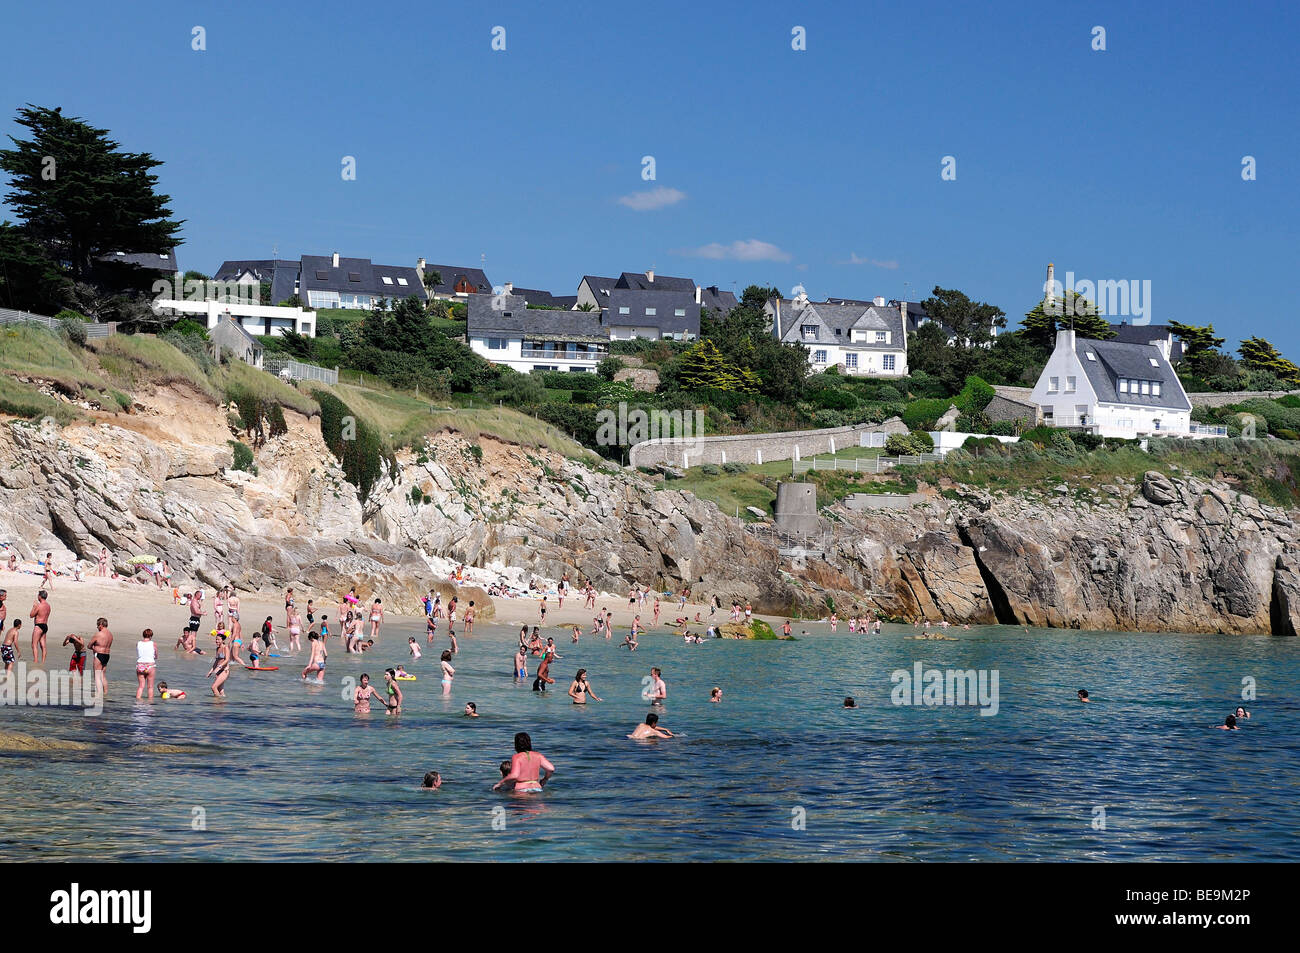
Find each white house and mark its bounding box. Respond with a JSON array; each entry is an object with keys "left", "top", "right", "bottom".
[
  {"left": 466, "top": 293, "right": 608, "bottom": 372},
  {"left": 1030, "top": 329, "right": 1224, "bottom": 438},
  {"left": 775, "top": 293, "right": 908, "bottom": 377},
  {"left": 153, "top": 298, "right": 316, "bottom": 337}
]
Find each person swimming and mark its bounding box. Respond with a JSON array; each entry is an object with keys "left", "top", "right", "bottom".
[
  {"left": 1219, "top": 714, "right": 1239, "bottom": 730},
  {"left": 422, "top": 771, "right": 442, "bottom": 789},
  {"left": 628, "top": 712, "right": 674, "bottom": 739},
  {"left": 1077, "top": 689, "right": 1090, "bottom": 703},
  {"left": 843, "top": 696, "right": 857, "bottom": 708},
  {"left": 465, "top": 702, "right": 479, "bottom": 717}
]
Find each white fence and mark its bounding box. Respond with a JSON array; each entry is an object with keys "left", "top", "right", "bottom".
[
  {"left": 264, "top": 356, "right": 338, "bottom": 386},
  {"left": 858, "top": 431, "right": 888, "bottom": 448},
  {"left": 0, "top": 307, "right": 115, "bottom": 337},
  {"left": 792, "top": 452, "right": 942, "bottom": 475}
]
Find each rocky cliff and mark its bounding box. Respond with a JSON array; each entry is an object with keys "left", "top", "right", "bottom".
[{"left": 3, "top": 382, "right": 1297, "bottom": 633}]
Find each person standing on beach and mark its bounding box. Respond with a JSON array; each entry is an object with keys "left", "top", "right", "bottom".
[
  {"left": 185, "top": 589, "right": 204, "bottom": 648},
  {"left": 97, "top": 548, "right": 108, "bottom": 577},
  {"left": 0, "top": 589, "right": 7, "bottom": 636},
  {"left": 135, "top": 629, "right": 157, "bottom": 700},
  {"left": 2, "top": 620, "right": 20, "bottom": 675},
  {"left": 369, "top": 598, "right": 384, "bottom": 639},
  {"left": 29, "top": 590, "right": 51, "bottom": 663},
  {"left": 286, "top": 605, "right": 303, "bottom": 654},
  {"left": 88, "top": 617, "right": 113, "bottom": 697},
  {"left": 653, "top": 596, "right": 660, "bottom": 626},
  {"left": 284, "top": 588, "right": 295, "bottom": 627},
  {"left": 63, "top": 632, "right": 87, "bottom": 674},
  {"left": 493, "top": 732, "right": 554, "bottom": 793},
  {"left": 538, "top": 596, "right": 547, "bottom": 625},
  {"left": 464, "top": 601, "right": 475, "bottom": 637}
]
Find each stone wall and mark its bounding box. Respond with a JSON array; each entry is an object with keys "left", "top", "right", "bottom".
[
  {"left": 629, "top": 418, "right": 909, "bottom": 469},
  {"left": 844, "top": 492, "right": 925, "bottom": 511}
]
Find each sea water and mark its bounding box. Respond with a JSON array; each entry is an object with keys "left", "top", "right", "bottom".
[{"left": 1, "top": 622, "right": 1297, "bottom": 861}]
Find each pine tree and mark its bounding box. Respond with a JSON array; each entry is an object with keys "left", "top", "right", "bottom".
[
  {"left": 0, "top": 105, "right": 182, "bottom": 281},
  {"left": 1239, "top": 336, "right": 1300, "bottom": 385}
]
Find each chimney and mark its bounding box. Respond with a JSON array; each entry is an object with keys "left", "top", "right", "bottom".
[
  {"left": 873, "top": 295, "right": 886, "bottom": 307},
  {"left": 417, "top": 257, "right": 426, "bottom": 272},
  {"left": 694, "top": 285, "right": 702, "bottom": 305},
  {"left": 646, "top": 269, "right": 654, "bottom": 283},
  {"left": 504, "top": 282, "right": 513, "bottom": 294},
  {"left": 1055, "top": 327, "right": 1075, "bottom": 352},
  {"left": 1045, "top": 262, "right": 1056, "bottom": 311},
  {"left": 332, "top": 252, "right": 340, "bottom": 268},
  {"left": 899, "top": 299, "right": 907, "bottom": 326}
]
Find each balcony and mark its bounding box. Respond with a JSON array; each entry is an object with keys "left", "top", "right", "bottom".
[{"left": 521, "top": 349, "right": 605, "bottom": 361}]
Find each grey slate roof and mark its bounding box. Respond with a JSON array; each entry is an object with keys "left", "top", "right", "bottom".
[
  {"left": 423, "top": 264, "right": 491, "bottom": 297},
  {"left": 600, "top": 288, "right": 700, "bottom": 335},
  {"left": 778, "top": 302, "right": 906, "bottom": 349},
  {"left": 100, "top": 248, "right": 180, "bottom": 273},
  {"left": 579, "top": 275, "right": 620, "bottom": 303},
  {"left": 699, "top": 285, "right": 737, "bottom": 315},
  {"left": 512, "top": 288, "right": 577, "bottom": 310},
  {"left": 213, "top": 259, "right": 296, "bottom": 282},
  {"left": 467, "top": 294, "right": 607, "bottom": 341},
  {"left": 616, "top": 271, "right": 696, "bottom": 293},
  {"left": 297, "top": 255, "right": 426, "bottom": 303},
  {"left": 1075, "top": 337, "right": 1190, "bottom": 411},
  {"left": 1108, "top": 322, "right": 1186, "bottom": 361}
]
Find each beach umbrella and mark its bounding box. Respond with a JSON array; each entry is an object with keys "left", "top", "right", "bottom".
[{"left": 128, "top": 555, "right": 158, "bottom": 564}]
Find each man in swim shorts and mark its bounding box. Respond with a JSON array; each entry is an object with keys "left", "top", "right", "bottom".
[
  {"left": 29, "top": 590, "right": 51, "bottom": 663},
  {"left": 493, "top": 732, "right": 554, "bottom": 792},
  {"left": 88, "top": 617, "right": 114, "bottom": 698}
]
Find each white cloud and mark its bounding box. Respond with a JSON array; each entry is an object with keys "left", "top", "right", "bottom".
[
  {"left": 842, "top": 252, "right": 900, "bottom": 270},
  {"left": 616, "top": 186, "right": 687, "bottom": 211},
  {"left": 672, "top": 239, "right": 793, "bottom": 262}
]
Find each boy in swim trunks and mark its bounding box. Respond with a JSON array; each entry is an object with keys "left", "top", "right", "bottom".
[
  {"left": 2, "top": 619, "right": 21, "bottom": 674},
  {"left": 63, "top": 632, "right": 87, "bottom": 673}
]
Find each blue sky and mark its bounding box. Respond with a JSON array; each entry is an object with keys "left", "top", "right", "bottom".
[{"left": 3, "top": 0, "right": 1297, "bottom": 351}]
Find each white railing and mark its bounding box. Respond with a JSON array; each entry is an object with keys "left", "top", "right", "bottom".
[
  {"left": 264, "top": 356, "right": 338, "bottom": 385},
  {"left": 521, "top": 349, "right": 605, "bottom": 360},
  {"left": 792, "top": 453, "right": 941, "bottom": 475},
  {"left": 0, "top": 307, "right": 116, "bottom": 336},
  {"left": 1188, "top": 423, "right": 1229, "bottom": 437},
  {"left": 1045, "top": 415, "right": 1228, "bottom": 438}
]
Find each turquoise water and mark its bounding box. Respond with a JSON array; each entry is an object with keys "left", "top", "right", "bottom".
[{"left": 2, "top": 621, "right": 1297, "bottom": 861}]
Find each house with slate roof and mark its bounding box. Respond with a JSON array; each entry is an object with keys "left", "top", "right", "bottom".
[
  {"left": 417, "top": 259, "right": 493, "bottom": 301},
  {"left": 575, "top": 270, "right": 711, "bottom": 339},
  {"left": 466, "top": 293, "right": 609, "bottom": 372},
  {"left": 774, "top": 292, "right": 908, "bottom": 377},
  {"left": 214, "top": 253, "right": 426, "bottom": 311},
  {"left": 1107, "top": 322, "right": 1185, "bottom": 363},
  {"left": 1029, "top": 328, "right": 1223, "bottom": 438}
]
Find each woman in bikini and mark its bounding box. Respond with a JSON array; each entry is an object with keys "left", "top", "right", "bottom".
[
  {"left": 284, "top": 587, "right": 295, "bottom": 627},
  {"left": 382, "top": 668, "right": 403, "bottom": 713},
  {"left": 568, "top": 669, "right": 602, "bottom": 705},
  {"left": 286, "top": 606, "right": 303, "bottom": 654},
  {"left": 440, "top": 650, "right": 455, "bottom": 695},
  {"left": 353, "top": 673, "right": 385, "bottom": 714},
  {"left": 206, "top": 633, "right": 229, "bottom": 696},
  {"left": 493, "top": 732, "right": 554, "bottom": 793},
  {"left": 369, "top": 599, "right": 384, "bottom": 639}
]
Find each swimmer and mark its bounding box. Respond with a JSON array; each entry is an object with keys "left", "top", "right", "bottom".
[
  {"left": 464, "top": 702, "right": 479, "bottom": 717},
  {"left": 1219, "top": 714, "right": 1239, "bottom": 730},
  {"left": 422, "top": 771, "right": 442, "bottom": 790},
  {"left": 710, "top": 687, "right": 722, "bottom": 703},
  {"left": 843, "top": 696, "right": 857, "bottom": 708},
  {"left": 1234, "top": 706, "right": 1251, "bottom": 720},
  {"left": 394, "top": 664, "right": 413, "bottom": 679},
  {"left": 157, "top": 681, "right": 186, "bottom": 700},
  {"left": 353, "top": 673, "right": 385, "bottom": 713},
  {"left": 568, "top": 669, "right": 602, "bottom": 704},
  {"left": 647, "top": 667, "right": 666, "bottom": 704},
  {"left": 1077, "top": 689, "right": 1090, "bottom": 703},
  {"left": 493, "top": 732, "right": 554, "bottom": 793},
  {"left": 628, "top": 712, "right": 674, "bottom": 739},
  {"left": 206, "top": 633, "right": 229, "bottom": 697},
  {"left": 409, "top": 636, "right": 422, "bottom": 660},
  {"left": 514, "top": 646, "right": 528, "bottom": 680}
]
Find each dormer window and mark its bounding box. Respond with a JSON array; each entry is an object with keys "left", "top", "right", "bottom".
[{"left": 801, "top": 324, "right": 818, "bottom": 339}]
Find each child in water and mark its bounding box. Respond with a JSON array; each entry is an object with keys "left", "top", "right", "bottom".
[{"left": 158, "top": 681, "right": 186, "bottom": 700}]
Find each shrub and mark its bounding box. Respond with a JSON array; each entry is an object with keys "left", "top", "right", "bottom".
[
  {"left": 228, "top": 440, "right": 255, "bottom": 472},
  {"left": 812, "top": 409, "right": 846, "bottom": 428},
  {"left": 902, "top": 398, "right": 951, "bottom": 430},
  {"left": 597, "top": 357, "right": 625, "bottom": 381},
  {"left": 876, "top": 384, "right": 901, "bottom": 401},
  {"left": 886, "top": 432, "right": 933, "bottom": 456},
  {"left": 721, "top": 461, "right": 747, "bottom": 473},
  {"left": 956, "top": 375, "right": 996, "bottom": 414},
  {"left": 699, "top": 463, "right": 721, "bottom": 475},
  {"left": 316, "top": 390, "right": 393, "bottom": 502},
  {"left": 57, "top": 311, "right": 88, "bottom": 346},
  {"left": 812, "top": 387, "right": 858, "bottom": 411},
  {"left": 1050, "top": 431, "right": 1077, "bottom": 454},
  {"left": 169, "top": 318, "right": 209, "bottom": 338}
]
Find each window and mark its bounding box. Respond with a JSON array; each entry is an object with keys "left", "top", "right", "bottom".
[
  {"left": 381, "top": 276, "right": 394, "bottom": 285},
  {"left": 1085, "top": 351, "right": 1096, "bottom": 361},
  {"left": 568, "top": 367, "right": 588, "bottom": 373},
  {"left": 875, "top": 331, "right": 887, "bottom": 342},
  {"left": 1066, "top": 376, "right": 1076, "bottom": 393},
  {"left": 619, "top": 307, "right": 630, "bottom": 315},
  {"left": 645, "top": 308, "right": 656, "bottom": 316},
  {"left": 845, "top": 353, "right": 858, "bottom": 369},
  {"left": 674, "top": 309, "right": 686, "bottom": 317},
  {"left": 397, "top": 277, "right": 408, "bottom": 286},
  {"left": 1140, "top": 381, "right": 1150, "bottom": 395},
  {"left": 813, "top": 350, "right": 827, "bottom": 364},
  {"left": 1118, "top": 379, "right": 1128, "bottom": 393},
  {"left": 835, "top": 328, "right": 842, "bottom": 335},
  {"left": 883, "top": 354, "right": 895, "bottom": 371},
  {"left": 348, "top": 272, "right": 361, "bottom": 282},
  {"left": 1049, "top": 377, "right": 1059, "bottom": 392},
  {"left": 1152, "top": 382, "right": 1161, "bottom": 397},
  {"left": 801, "top": 324, "right": 818, "bottom": 338},
  {"left": 1149, "top": 358, "right": 1159, "bottom": 367},
  {"left": 486, "top": 338, "right": 507, "bottom": 350}
]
